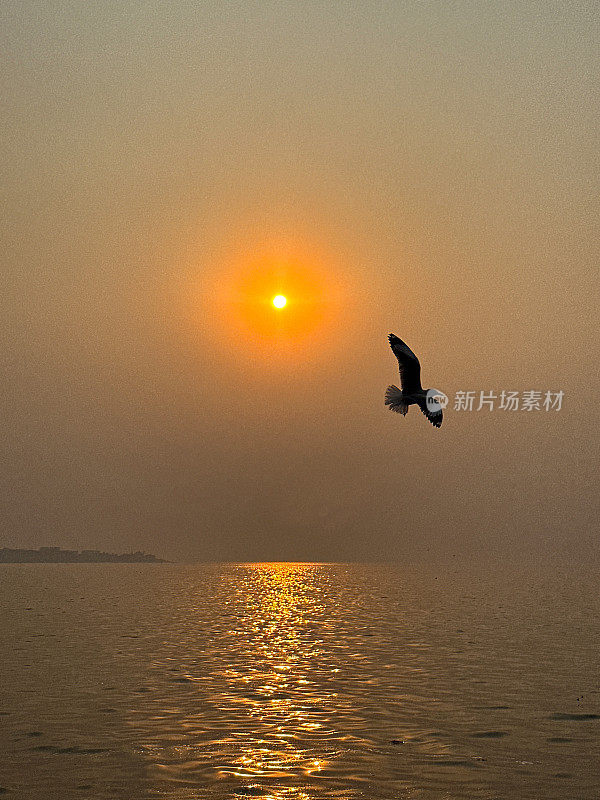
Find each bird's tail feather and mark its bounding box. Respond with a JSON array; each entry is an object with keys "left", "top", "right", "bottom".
[{"left": 385, "top": 385, "right": 408, "bottom": 415}]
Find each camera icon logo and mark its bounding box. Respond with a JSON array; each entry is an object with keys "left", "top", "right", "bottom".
[{"left": 426, "top": 388, "right": 448, "bottom": 412}]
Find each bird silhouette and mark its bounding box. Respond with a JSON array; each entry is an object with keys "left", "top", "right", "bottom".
[{"left": 385, "top": 334, "right": 444, "bottom": 428}]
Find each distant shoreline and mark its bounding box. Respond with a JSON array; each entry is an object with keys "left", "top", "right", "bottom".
[{"left": 0, "top": 547, "right": 167, "bottom": 563}]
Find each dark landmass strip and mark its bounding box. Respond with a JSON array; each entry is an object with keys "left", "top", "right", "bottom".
[{"left": 0, "top": 547, "right": 167, "bottom": 563}]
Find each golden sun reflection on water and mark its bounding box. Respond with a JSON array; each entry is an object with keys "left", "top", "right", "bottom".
[
  {"left": 130, "top": 563, "right": 522, "bottom": 800},
  {"left": 216, "top": 563, "right": 336, "bottom": 798}
]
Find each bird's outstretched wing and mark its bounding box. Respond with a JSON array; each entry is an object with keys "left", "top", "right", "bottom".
[
  {"left": 388, "top": 334, "right": 422, "bottom": 393},
  {"left": 417, "top": 399, "right": 443, "bottom": 428}
]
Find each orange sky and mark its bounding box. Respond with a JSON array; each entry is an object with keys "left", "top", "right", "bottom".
[{"left": 1, "top": 1, "right": 598, "bottom": 562}]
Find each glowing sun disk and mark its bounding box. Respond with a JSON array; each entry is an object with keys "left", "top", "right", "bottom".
[{"left": 272, "top": 294, "right": 287, "bottom": 308}]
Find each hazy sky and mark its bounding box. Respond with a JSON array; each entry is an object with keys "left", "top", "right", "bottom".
[{"left": 2, "top": 1, "right": 598, "bottom": 562}]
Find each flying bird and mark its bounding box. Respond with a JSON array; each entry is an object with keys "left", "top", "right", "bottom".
[{"left": 385, "top": 334, "right": 444, "bottom": 428}]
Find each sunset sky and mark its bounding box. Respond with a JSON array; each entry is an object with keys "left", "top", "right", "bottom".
[{"left": 2, "top": 1, "right": 598, "bottom": 562}]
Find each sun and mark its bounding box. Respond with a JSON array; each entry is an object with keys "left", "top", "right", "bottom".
[{"left": 272, "top": 294, "right": 287, "bottom": 309}]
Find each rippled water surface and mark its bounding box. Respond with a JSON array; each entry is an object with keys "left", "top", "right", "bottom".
[{"left": 1, "top": 563, "right": 599, "bottom": 799}]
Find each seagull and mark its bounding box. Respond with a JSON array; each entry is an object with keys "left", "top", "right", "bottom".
[{"left": 385, "top": 333, "right": 444, "bottom": 428}]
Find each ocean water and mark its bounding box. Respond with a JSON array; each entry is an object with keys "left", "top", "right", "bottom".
[{"left": 0, "top": 562, "right": 598, "bottom": 799}]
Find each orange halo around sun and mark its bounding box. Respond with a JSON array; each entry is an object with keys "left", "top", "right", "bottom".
[
  {"left": 183, "top": 236, "right": 352, "bottom": 365},
  {"left": 214, "top": 246, "right": 343, "bottom": 353}
]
